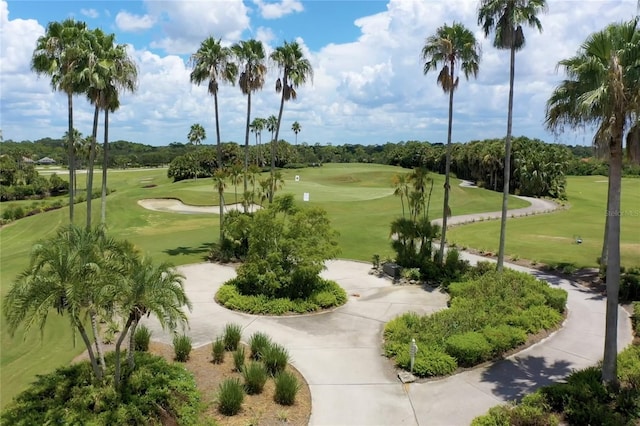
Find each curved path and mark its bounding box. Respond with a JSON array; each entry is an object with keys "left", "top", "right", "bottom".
[{"left": 140, "top": 194, "right": 633, "bottom": 426}]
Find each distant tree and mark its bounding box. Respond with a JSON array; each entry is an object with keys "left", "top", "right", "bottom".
[
  {"left": 292, "top": 121, "right": 301, "bottom": 145},
  {"left": 421, "top": 22, "right": 480, "bottom": 263},
  {"left": 478, "top": 0, "right": 548, "bottom": 272},
  {"left": 188, "top": 123, "right": 206, "bottom": 146}
]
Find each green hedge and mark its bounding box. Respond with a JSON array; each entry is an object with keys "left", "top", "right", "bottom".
[
  {"left": 384, "top": 269, "right": 567, "bottom": 376},
  {"left": 216, "top": 278, "right": 346, "bottom": 315}
]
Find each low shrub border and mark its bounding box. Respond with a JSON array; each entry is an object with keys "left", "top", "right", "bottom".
[
  {"left": 215, "top": 278, "right": 347, "bottom": 315},
  {"left": 384, "top": 267, "right": 567, "bottom": 377}
]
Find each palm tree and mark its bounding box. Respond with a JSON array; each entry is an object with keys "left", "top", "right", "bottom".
[
  {"left": 292, "top": 121, "right": 301, "bottom": 145},
  {"left": 114, "top": 254, "right": 190, "bottom": 387},
  {"left": 213, "top": 168, "right": 228, "bottom": 240},
  {"left": 478, "top": 0, "right": 547, "bottom": 272},
  {"left": 545, "top": 18, "right": 640, "bottom": 384},
  {"left": 270, "top": 41, "right": 313, "bottom": 203},
  {"left": 31, "top": 19, "right": 90, "bottom": 224},
  {"left": 231, "top": 39, "right": 267, "bottom": 204},
  {"left": 98, "top": 42, "right": 138, "bottom": 226},
  {"left": 187, "top": 123, "right": 206, "bottom": 146},
  {"left": 190, "top": 37, "right": 237, "bottom": 176},
  {"left": 421, "top": 22, "right": 480, "bottom": 263},
  {"left": 392, "top": 173, "right": 410, "bottom": 217},
  {"left": 4, "top": 225, "right": 128, "bottom": 382}
]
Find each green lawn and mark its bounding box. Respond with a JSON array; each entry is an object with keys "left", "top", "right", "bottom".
[
  {"left": 448, "top": 176, "right": 640, "bottom": 269},
  {"left": 0, "top": 163, "right": 529, "bottom": 407}
]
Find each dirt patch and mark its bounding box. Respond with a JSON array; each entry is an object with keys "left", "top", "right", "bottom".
[{"left": 73, "top": 342, "right": 311, "bottom": 425}]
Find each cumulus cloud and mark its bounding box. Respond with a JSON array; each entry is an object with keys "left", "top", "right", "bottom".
[
  {"left": 1, "top": 0, "right": 637, "bottom": 146},
  {"left": 253, "top": 0, "right": 303, "bottom": 20},
  {"left": 115, "top": 11, "right": 156, "bottom": 32},
  {"left": 80, "top": 8, "right": 99, "bottom": 19}
]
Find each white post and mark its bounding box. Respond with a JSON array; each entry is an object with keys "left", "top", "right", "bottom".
[{"left": 410, "top": 338, "right": 418, "bottom": 373}]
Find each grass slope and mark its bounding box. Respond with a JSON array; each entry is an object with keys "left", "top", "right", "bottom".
[
  {"left": 0, "top": 163, "right": 541, "bottom": 407},
  {"left": 448, "top": 176, "right": 640, "bottom": 269}
]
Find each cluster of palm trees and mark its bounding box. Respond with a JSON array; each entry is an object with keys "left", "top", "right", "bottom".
[
  {"left": 31, "top": 19, "right": 138, "bottom": 228},
  {"left": 422, "top": 1, "right": 638, "bottom": 384},
  {"left": 190, "top": 36, "right": 312, "bottom": 235},
  {"left": 4, "top": 225, "right": 191, "bottom": 388}
]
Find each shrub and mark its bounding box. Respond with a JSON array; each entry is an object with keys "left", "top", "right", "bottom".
[
  {"left": 445, "top": 332, "right": 493, "bottom": 367},
  {"left": 633, "top": 302, "right": 640, "bottom": 336},
  {"left": 395, "top": 348, "right": 458, "bottom": 377},
  {"left": 471, "top": 405, "right": 511, "bottom": 426},
  {"left": 217, "top": 378, "right": 244, "bottom": 416},
  {"left": 224, "top": 323, "right": 242, "bottom": 351},
  {"left": 1, "top": 352, "right": 200, "bottom": 426},
  {"left": 312, "top": 290, "right": 337, "bottom": 308},
  {"left": 233, "top": 346, "right": 245, "bottom": 372},
  {"left": 242, "top": 362, "right": 268, "bottom": 395},
  {"left": 542, "top": 287, "right": 568, "bottom": 313},
  {"left": 249, "top": 332, "right": 272, "bottom": 360},
  {"left": 481, "top": 325, "right": 527, "bottom": 355},
  {"left": 134, "top": 325, "right": 152, "bottom": 351},
  {"left": 173, "top": 334, "right": 192, "bottom": 362},
  {"left": 402, "top": 267, "right": 422, "bottom": 281},
  {"left": 507, "top": 306, "right": 563, "bottom": 334},
  {"left": 263, "top": 343, "right": 290, "bottom": 376},
  {"left": 274, "top": 370, "right": 299, "bottom": 406},
  {"left": 212, "top": 338, "right": 225, "bottom": 364},
  {"left": 620, "top": 268, "right": 640, "bottom": 301}
]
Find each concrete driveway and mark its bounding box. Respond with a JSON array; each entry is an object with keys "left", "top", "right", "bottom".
[{"left": 141, "top": 256, "right": 632, "bottom": 426}]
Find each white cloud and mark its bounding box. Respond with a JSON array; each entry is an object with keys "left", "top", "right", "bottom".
[
  {"left": 80, "top": 8, "right": 99, "bottom": 19},
  {"left": 2, "top": 0, "right": 638, "bottom": 147},
  {"left": 115, "top": 11, "right": 156, "bottom": 32},
  {"left": 253, "top": 0, "right": 303, "bottom": 20}
]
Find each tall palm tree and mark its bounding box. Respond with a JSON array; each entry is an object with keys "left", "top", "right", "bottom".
[
  {"left": 270, "top": 41, "right": 313, "bottom": 203},
  {"left": 392, "top": 173, "right": 411, "bottom": 217},
  {"left": 478, "top": 0, "right": 547, "bottom": 271},
  {"left": 190, "top": 37, "right": 237, "bottom": 174},
  {"left": 421, "top": 22, "right": 480, "bottom": 263},
  {"left": 545, "top": 18, "right": 640, "bottom": 384},
  {"left": 231, "top": 39, "right": 267, "bottom": 204},
  {"left": 292, "top": 121, "right": 301, "bottom": 145},
  {"left": 114, "top": 254, "right": 190, "bottom": 387},
  {"left": 32, "top": 19, "right": 90, "bottom": 224},
  {"left": 98, "top": 42, "right": 138, "bottom": 226}
]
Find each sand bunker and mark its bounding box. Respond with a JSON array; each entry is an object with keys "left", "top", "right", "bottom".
[{"left": 137, "top": 199, "right": 261, "bottom": 214}]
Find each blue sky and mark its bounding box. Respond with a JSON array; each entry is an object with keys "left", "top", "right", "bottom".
[{"left": 1, "top": 0, "right": 638, "bottom": 147}]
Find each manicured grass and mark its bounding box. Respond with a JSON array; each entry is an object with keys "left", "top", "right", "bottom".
[
  {"left": 0, "top": 163, "right": 527, "bottom": 407},
  {"left": 448, "top": 176, "right": 640, "bottom": 269}
]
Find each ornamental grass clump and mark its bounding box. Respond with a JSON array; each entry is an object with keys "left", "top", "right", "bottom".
[
  {"left": 249, "top": 332, "right": 272, "bottom": 360},
  {"left": 212, "top": 337, "right": 225, "bottom": 364},
  {"left": 263, "top": 343, "right": 289, "bottom": 376},
  {"left": 274, "top": 370, "right": 300, "bottom": 406},
  {"left": 217, "top": 378, "right": 244, "bottom": 416},
  {"left": 242, "top": 361, "right": 268, "bottom": 395},
  {"left": 224, "top": 323, "right": 242, "bottom": 351},
  {"left": 233, "top": 346, "right": 245, "bottom": 372},
  {"left": 173, "top": 334, "right": 192, "bottom": 362}
]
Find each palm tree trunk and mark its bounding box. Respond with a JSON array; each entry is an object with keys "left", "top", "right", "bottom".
[
  {"left": 600, "top": 163, "right": 612, "bottom": 272},
  {"left": 77, "top": 319, "right": 102, "bottom": 381},
  {"left": 214, "top": 93, "right": 224, "bottom": 237},
  {"left": 101, "top": 109, "right": 109, "bottom": 225},
  {"left": 438, "top": 64, "right": 455, "bottom": 264},
  {"left": 89, "top": 308, "right": 106, "bottom": 375},
  {"left": 128, "top": 318, "right": 138, "bottom": 370},
  {"left": 86, "top": 105, "right": 99, "bottom": 229},
  {"left": 114, "top": 315, "right": 133, "bottom": 388},
  {"left": 243, "top": 93, "right": 251, "bottom": 212},
  {"left": 497, "top": 45, "right": 516, "bottom": 272},
  {"left": 271, "top": 72, "right": 288, "bottom": 204},
  {"left": 602, "top": 133, "right": 623, "bottom": 385},
  {"left": 67, "top": 92, "right": 75, "bottom": 224},
  {"left": 219, "top": 188, "right": 225, "bottom": 241}
]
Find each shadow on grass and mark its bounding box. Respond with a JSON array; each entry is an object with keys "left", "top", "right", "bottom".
[
  {"left": 164, "top": 243, "right": 212, "bottom": 258},
  {"left": 481, "top": 355, "right": 573, "bottom": 402}
]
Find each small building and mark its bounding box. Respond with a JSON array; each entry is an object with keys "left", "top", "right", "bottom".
[{"left": 37, "top": 157, "right": 56, "bottom": 165}]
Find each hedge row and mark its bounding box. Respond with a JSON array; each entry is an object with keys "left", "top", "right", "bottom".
[
  {"left": 216, "top": 278, "right": 347, "bottom": 315},
  {"left": 384, "top": 269, "right": 567, "bottom": 376}
]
